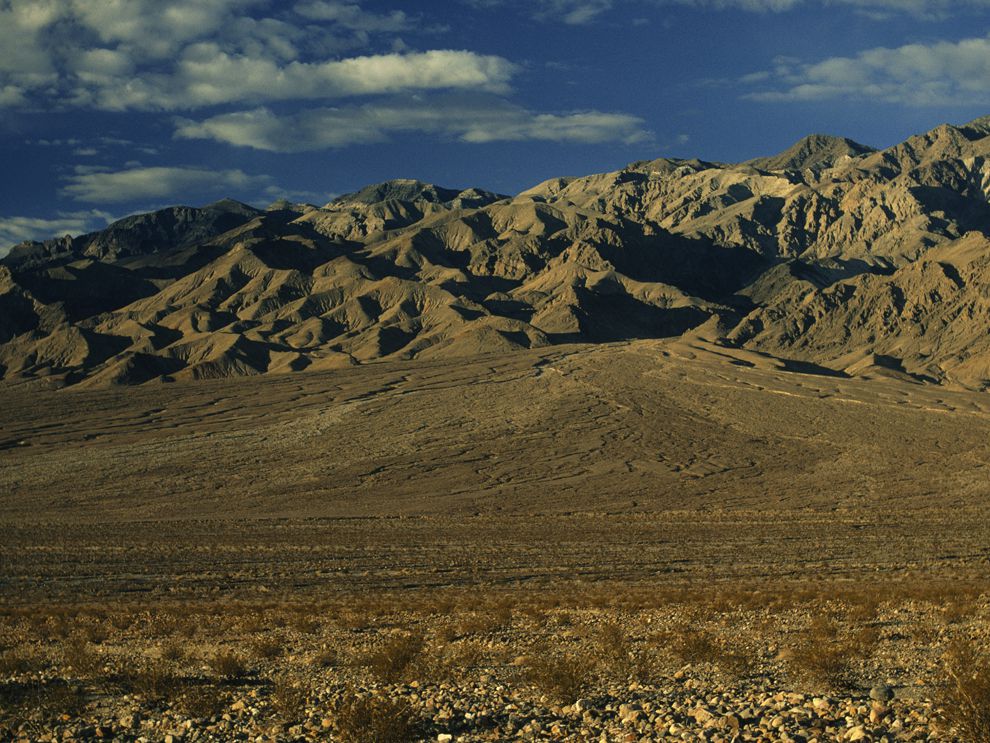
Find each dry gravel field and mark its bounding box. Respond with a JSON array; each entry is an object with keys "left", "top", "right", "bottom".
[{"left": 2, "top": 339, "right": 990, "bottom": 741}]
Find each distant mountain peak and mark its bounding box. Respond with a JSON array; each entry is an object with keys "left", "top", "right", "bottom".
[
  {"left": 203, "top": 197, "right": 260, "bottom": 214},
  {"left": 958, "top": 115, "right": 990, "bottom": 139},
  {"left": 328, "top": 179, "right": 505, "bottom": 209},
  {"left": 745, "top": 133, "right": 875, "bottom": 172}
]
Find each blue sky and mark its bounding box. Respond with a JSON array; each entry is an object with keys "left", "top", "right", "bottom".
[{"left": 3, "top": 0, "right": 990, "bottom": 252}]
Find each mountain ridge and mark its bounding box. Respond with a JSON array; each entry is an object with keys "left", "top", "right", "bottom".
[{"left": 3, "top": 118, "right": 990, "bottom": 390}]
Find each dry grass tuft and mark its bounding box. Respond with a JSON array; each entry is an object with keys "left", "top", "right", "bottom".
[
  {"left": 251, "top": 637, "right": 285, "bottom": 660},
  {"left": 939, "top": 639, "right": 990, "bottom": 742},
  {"left": 330, "top": 690, "right": 417, "bottom": 743},
  {"left": 312, "top": 647, "right": 338, "bottom": 668},
  {"left": 363, "top": 633, "right": 424, "bottom": 683},
  {"left": 786, "top": 619, "right": 854, "bottom": 690},
  {"left": 177, "top": 683, "right": 228, "bottom": 720},
  {"left": 61, "top": 637, "right": 102, "bottom": 677},
  {"left": 0, "top": 648, "right": 45, "bottom": 676},
  {"left": 120, "top": 659, "right": 179, "bottom": 701},
  {"left": 208, "top": 650, "right": 248, "bottom": 679},
  {"left": 521, "top": 645, "right": 596, "bottom": 704},
  {"left": 271, "top": 679, "right": 308, "bottom": 721}
]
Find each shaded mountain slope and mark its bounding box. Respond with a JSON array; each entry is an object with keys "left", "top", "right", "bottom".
[{"left": 3, "top": 117, "right": 990, "bottom": 389}]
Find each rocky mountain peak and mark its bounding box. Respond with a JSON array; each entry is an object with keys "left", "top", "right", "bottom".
[{"left": 745, "top": 134, "right": 875, "bottom": 172}]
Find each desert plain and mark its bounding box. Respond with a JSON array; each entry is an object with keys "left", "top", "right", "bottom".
[{"left": 2, "top": 338, "right": 990, "bottom": 741}]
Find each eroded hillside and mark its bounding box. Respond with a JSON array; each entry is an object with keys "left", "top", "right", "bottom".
[{"left": 4, "top": 117, "right": 990, "bottom": 389}]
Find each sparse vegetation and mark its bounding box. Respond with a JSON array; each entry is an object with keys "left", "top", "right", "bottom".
[
  {"left": 786, "top": 619, "right": 854, "bottom": 690},
  {"left": 939, "top": 639, "right": 990, "bottom": 742},
  {"left": 251, "top": 637, "right": 284, "bottom": 660},
  {"left": 208, "top": 651, "right": 247, "bottom": 679},
  {"left": 61, "top": 637, "right": 102, "bottom": 677},
  {"left": 176, "top": 683, "right": 228, "bottom": 720},
  {"left": 121, "top": 659, "right": 179, "bottom": 701},
  {"left": 330, "top": 690, "right": 417, "bottom": 743},
  {"left": 363, "top": 633, "right": 424, "bottom": 683},
  {"left": 270, "top": 679, "right": 307, "bottom": 721},
  {"left": 521, "top": 645, "right": 596, "bottom": 704}
]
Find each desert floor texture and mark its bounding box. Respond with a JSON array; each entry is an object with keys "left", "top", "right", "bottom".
[{"left": 2, "top": 340, "right": 990, "bottom": 741}]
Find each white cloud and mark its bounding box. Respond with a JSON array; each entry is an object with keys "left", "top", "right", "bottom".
[
  {"left": 666, "top": 0, "right": 990, "bottom": 14},
  {"left": 293, "top": 1, "right": 412, "bottom": 31},
  {"left": 830, "top": 0, "right": 990, "bottom": 20},
  {"left": 60, "top": 46, "right": 516, "bottom": 110},
  {"left": 60, "top": 165, "right": 271, "bottom": 203},
  {"left": 471, "top": 0, "right": 990, "bottom": 20},
  {"left": 0, "top": 210, "right": 114, "bottom": 255},
  {"left": 174, "top": 97, "right": 652, "bottom": 152},
  {"left": 0, "top": 0, "right": 495, "bottom": 112},
  {"left": 745, "top": 34, "right": 990, "bottom": 105},
  {"left": 535, "top": 0, "right": 615, "bottom": 24}
]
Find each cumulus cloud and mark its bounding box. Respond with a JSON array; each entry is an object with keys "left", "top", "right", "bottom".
[
  {"left": 534, "top": 0, "right": 615, "bottom": 24},
  {"left": 469, "top": 0, "right": 990, "bottom": 21},
  {"left": 0, "top": 0, "right": 502, "bottom": 112},
  {"left": 174, "top": 97, "right": 652, "bottom": 152},
  {"left": 0, "top": 210, "right": 114, "bottom": 255},
  {"left": 75, "top": 48, "right": 517, "bottom": 110},
  {"left": 60, "top": 166, "right": 271, "bottom": 203},
  {"left": 293, "top": 1, "right": 412, "bottom": 31},
  {"left": 744, "top": 34, "right": 990, "bottom": 105}
]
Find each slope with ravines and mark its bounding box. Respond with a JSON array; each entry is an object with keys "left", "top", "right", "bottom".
[{"left": 2, "top": 118, "right": 990, "bottom": 389}]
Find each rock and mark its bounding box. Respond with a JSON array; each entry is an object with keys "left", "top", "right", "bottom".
[
  {"left": 846, "top": 725, "right": 867, "bottom": 741},
  {"left": 869, "top": 685, "right": 894, "bottom": 702},
  {"left": 437, "top": 735, "right": 453, "bottom": 742},
  {"left": 691, "top": 707, "right": 714, "bottom": 724}
]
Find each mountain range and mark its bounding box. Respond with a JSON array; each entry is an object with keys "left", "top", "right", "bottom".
[{"left": 4, "top": 116, "right": 990, "bottom": 389}]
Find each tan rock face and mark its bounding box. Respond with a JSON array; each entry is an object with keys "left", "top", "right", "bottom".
[{"left": 3, "top": 118, "right": 990, "bottom": 388}]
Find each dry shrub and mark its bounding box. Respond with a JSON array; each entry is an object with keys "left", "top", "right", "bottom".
[
  {"left": 455, "top": 612, "right": 506, "bottom": 638},
  {"left": 175, "top": 618, "right": 200, "bottom": 640},
  {"left": 177, "top": 683, "right": 228, "bottom": 720},
  {"left": 434, "top": 622, "right": 457, "bottom": 644},
  {"left": 312, "top": 647, "right": 338, "bottom": 669},
  {"left": 0, "top": 680, "right": 86, "bottom": 723},
  {"left": 61, "top": 637, "right": 102, "bottom": 677},
  {"left": 270, "top": 679, "right": 308, "bottom": 721},
  {"left": 160, "top": 640, "right": 185, "bottom": 663},
  {"left": 290, "top": 615, "right": 321, "bottom": 636},
  {"left": 146, "top": 614, "right": 177, "bottom": 640},
  {"left": 121, "top": 659, "right": 179, "bottom": 701},
  {"left": 418, "top": 640, "right": 485, "bottom": 683},
  {"left": 338, "top": 610, "right": 372, "bottom": 631},
  {"left": 664, "top": 626, "right": 756, "bottom": 679},
  {"left": 81, "top": 623, "right": 109, "bottom": 645},
  {"left": 364, "top": 633, "right": 424, "bottom": 683},
  {"left": 521, "top": 645, "right": 596, "bottom": 704},
  {"left": 208, "top": 651, "right": 247, "bottom": 679},
  {"left": 942, "top": 601, "right": 975, "bottom": 625},
  {"left": 251, "top": 637, "right": 284, "bottom": 660},
  {"left": 331, "top": 690, "right": 416, "bottom": 743},
  {"left": 0, "top": 648, "right": 45, "bottom": 676},
  {"left": 592, "top": 621, "right": 637, "bottom": 681},
  {"left": 109, "top": 612, "right": 135, "bottom": 632},
  {"left": 846, "top": 596, "right": 881, "bottom": 624},
  {"left": 629, "top": 647, "right": 664, "bottom": 684},
  {"left": 787, "top": 619, "right": 853, "bottom": 690},
  {"left": 669, "top": 627, "right": 721, "bottom": 665},
  {"left": 939, "top": 639, "right": 990, "bottom": 742}
]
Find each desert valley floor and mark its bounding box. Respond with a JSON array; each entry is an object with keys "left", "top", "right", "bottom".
[{"left": 3, "top": 340, "right": 990, "bottom": 741}]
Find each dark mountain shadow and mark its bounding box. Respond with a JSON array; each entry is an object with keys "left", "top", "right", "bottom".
[
  {"left": 551, "top": 289, "right": 712, "bottom": 343},
  {"left": 17, "top": 262, "right": 161, "bottom": 321},
  {"left": 601, "top": 231, "right": 771, "bottom": 303}
]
